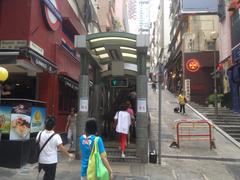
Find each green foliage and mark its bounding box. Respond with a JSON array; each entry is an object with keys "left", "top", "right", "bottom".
[{"left": 207, "top": 94, "right": 224, "bottom": 105}]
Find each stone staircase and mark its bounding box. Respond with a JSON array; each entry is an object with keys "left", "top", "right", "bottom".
[
  {"left": 189, "top": 102, "right": 240, "bottom": 142},
  {"left": 104, "top": 141, "right": 141, "bottom": 163}
]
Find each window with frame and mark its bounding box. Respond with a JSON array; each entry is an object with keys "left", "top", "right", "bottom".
[{"left": 58, "top": 80, "right": 78, "bottom": 112}]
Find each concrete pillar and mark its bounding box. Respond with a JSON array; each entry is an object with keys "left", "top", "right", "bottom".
[
  {"left": 75, "top": 53, "right": 89, "bottom": 159},
  {"left": 93, "top": 70, "right": 101, "bottom": 133},
  {"left": 74, "top": 35, "right": 90, "bottom": 159},
  {"left": 136, "top": 34, "right": 149, "bottom": 163}
]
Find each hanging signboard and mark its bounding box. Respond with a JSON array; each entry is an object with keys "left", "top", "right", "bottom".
[
  {"left": 180, "top": 0, "right": 218, "bottom": 14},
  {"left": 185, "top": 79, "right": 191, "bottom": 101}
]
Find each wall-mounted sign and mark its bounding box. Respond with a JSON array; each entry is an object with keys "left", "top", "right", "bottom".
[
  {"left": 137, "top": 98, "right": 147, "bottom": 113},
  {"left": 184, "top": 79, "right": 191, "bottom": 101},
  {"left": 41, "top": 0, "right": 62, "bottom": 31},
  {"left": 29, "top": 41, "right": 44, "bottom": 56},
  {"left": 0, "top": 40, "right": 27, "bottom": 49},
  {"left": 29, "top": 49, "right": 57, "bottom": 73},
  {"left": 186, "top": 59, "right": 200, "bottom": 72},
  {"left": 80, "top": 98, "right": 88, "bottom": 112}
]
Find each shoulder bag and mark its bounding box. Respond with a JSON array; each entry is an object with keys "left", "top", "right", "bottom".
[
  {"left": 29, "top": 132, "right": 56, "bottom": 164},
  {"left": 87, "top": 137, "right": 109, "bottom": 180}
]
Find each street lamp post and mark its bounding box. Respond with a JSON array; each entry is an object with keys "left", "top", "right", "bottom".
[
  {"left": 0, "top": 67, "right": 9, "bottom": 104},
  {"left": 210, "top": 31, "right": 218, "bottom": 119}
]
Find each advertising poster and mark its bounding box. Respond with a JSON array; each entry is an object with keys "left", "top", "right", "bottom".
[
  {"left": 10, "top": 104, "right": 31, "bottom": 140},
  {"left": 0, "top": 106, "right": 12, "bottom": 134},
  {"left": 30, "top": 107, "right": 46, "bottom": 132}
]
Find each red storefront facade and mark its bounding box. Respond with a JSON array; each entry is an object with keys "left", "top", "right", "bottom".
[{"left": 0, "top": 0, "right": 87, "bottom": 132}]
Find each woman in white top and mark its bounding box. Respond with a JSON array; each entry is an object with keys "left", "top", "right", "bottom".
[
  {"left": 114, "top": 103, "right": 131, "bottom": 158},
  {"left": 37, "top": 117, "right": 74, "bottom": 180},
  {"left": 65, "top": 107, "right": 77, "bottom": 151}
]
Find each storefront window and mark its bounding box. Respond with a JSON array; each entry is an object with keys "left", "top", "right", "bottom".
[
  {"left": 58, "top": 80, "right": 77, "bottom": 112},
  {"left": 2, "top": 75, "right": 36, "bottom": 99}
]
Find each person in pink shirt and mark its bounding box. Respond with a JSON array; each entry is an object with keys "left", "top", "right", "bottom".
[{"left": 126, "top": 101, "right": 135, "bottom": 144}]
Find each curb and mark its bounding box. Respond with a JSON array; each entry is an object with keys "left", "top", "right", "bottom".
[{"left": 162, "top": 154, "right": 240, "bottom": 162}]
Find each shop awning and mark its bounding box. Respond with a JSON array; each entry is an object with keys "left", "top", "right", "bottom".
[
  {"left": 0, "top": 49, "right": 57, "bottom": 74},
  {"left": 27, "top": 49, "right": 57, "bottom": 73},
  {"left": 59, "top": 75, "right": 78, "bottom": 90}
]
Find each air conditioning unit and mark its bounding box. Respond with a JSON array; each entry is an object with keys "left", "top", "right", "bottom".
[{"left": 205, "top": 38, "right": 215, "bottom": 50}]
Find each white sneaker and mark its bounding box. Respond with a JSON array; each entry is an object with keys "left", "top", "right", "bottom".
[{"left": 121, "top": 153, "right": 125, "bottom": 158}]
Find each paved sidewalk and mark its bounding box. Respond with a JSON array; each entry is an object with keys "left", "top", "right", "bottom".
[{"left": 1, "top": 85, "right": 240, "bottom": 179}]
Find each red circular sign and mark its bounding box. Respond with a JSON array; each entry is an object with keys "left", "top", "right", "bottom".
[
  {"left": 186, "top": 59, "right": 200, "bottom": 72},
  {"left": 44, "top": 0, "right": 60, "bottom": 31}
]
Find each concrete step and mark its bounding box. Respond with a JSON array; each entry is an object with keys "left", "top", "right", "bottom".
[
  {"left": 233, "top": 137, "right": 240, "bottom": 142},
  {"left": 219, "top": 124, "right": 240, "bottom": 129},
  {"left": 214, "top": 122, "right": 240, "bottom": 125},
  {"left": 106, "top": 147, "right": 137, "bottom": 157},
  {"left": 108, "top": 155, "right": 141, "bottom": 163},
  {"left": 228, "top": 133, "right": 240, "bottom": 138},
  {"left": 206, "top": 114, "right": 240, "bottom": 117},
  {"left": 189, "top": 102, "right": 240, "bottom": 144}
]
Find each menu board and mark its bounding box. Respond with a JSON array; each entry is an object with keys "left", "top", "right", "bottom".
[
  {"left": 10, "top": 104, "right": 31, "bottom": 140},
  {"left": 0, "top": 106, "right": 12, "bottom": 134},
  {"left": 1, "top": 99, "right": 46, "bottom": 140},
  {"left": 30, "top": 107, "right": 46, "bottom": 133}
]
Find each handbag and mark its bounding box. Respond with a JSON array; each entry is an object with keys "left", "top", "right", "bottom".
[
  {"left": 87, "top": 137, "right": 109, "bottom": 180},
  {"left": 184, "top": 97, "right": 187, "bottom": 103},
  {"left": 113, "top": 111, "right": 119, "bottom": 129}
]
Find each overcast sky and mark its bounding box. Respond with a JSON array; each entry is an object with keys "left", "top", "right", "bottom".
[{"left": 149, "top": 0, "right": 160, "bottom": 22}]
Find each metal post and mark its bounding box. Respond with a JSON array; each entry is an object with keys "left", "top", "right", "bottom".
[
  {"left": 213, "top": 43, "right": 218, "bottom": 119},
  {"left": 158, "top": 64, "right": 163, "bottom": 165}
]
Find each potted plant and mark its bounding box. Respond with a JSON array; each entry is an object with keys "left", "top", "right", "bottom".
[{"left": 207, "top": 94, "right": 224, "bottom": 107}]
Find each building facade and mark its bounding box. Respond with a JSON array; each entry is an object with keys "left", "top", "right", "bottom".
[
  {"left": 0, "top": 0, "right": 89, "bottom": 132},
  {"left": 149, "top": 0, "right": 170, "bottom": 83},
  {"left": 227, "top": 0, "right": 240, "bottom": 112},
  {"left": 167, "top": 0, "right": 219, "bottom": 104}
]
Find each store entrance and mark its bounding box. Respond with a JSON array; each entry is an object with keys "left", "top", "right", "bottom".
[{"left": 102, "top": 85, "right": 137, "bottom": 145}]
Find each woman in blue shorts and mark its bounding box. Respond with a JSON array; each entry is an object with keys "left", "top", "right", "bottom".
[{"left": 79, "top": 118, "right": 113, "bottom": 180}]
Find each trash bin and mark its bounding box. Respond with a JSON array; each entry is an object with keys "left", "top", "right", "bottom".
[{"left": 149, "top": 151, "right": 157, "bottom": 163}]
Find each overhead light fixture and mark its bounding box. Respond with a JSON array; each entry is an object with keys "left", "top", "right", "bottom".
[
  {"left": 95, "top": 47, "right": 105, "bottom": 52},
  {"left": 99, "top": 53, "right": 109, "bottom": 58},
  {"left": 120, "top": 46, "right": 136, "bottom": 51},
  {"left": 122, "top": 53, "right": 137, "bottom": 58},
  {"left": 90, "top": 37, "right": 136, "bottom": 43}
]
